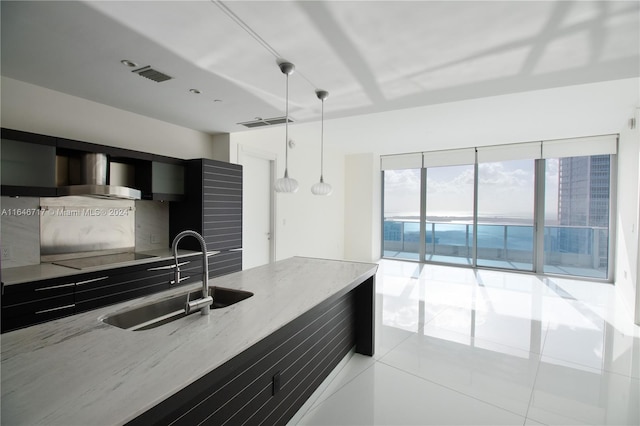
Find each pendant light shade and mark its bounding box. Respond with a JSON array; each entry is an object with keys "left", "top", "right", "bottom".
[
  {"left": 311, "top": 89, "right": 332, "bottom": 196},
  {"left": 274, "top": 169, "right": 299, "bottom": 193},
  {"left": 274, "top": 61, "right": 299, "bottom": 193},
  {"left": 311, "top": 179, "right": 333, "bottom": 196}
]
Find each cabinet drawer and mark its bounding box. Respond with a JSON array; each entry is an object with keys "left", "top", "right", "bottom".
[
  {"left": 2, "top": 293, "right": 75, "bottom": 318},
  {"left": 1, "top": 303, "right": 76, "bottom": 333},
  {"left": 2, "top": 277, "right": 76, "bottom": 306},
  {"left": 177, "top": 258, "right": 203, "bottom": 282},
  {"left": 1, "top": 292, "right": 76, "bottom": 333},
  {"left": 75, "top": 270, "right": 171, "bottom": 303},
  {"left": 74, "top": 257, "right": 201, "bottom": 310},
  {"left": 75, "top": 282, "right": 169, "bottom": 313},
  {"left": 208, "top": 251, "right": 242, "bottom": 278},
  {"left": 2, "top": 274, "right": 77, "bottom": 333}
]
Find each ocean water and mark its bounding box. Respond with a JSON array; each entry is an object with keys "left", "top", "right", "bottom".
[
  {"left": 384, "top": 221, "right": 603, "bottom": 254},
  {"left": 428, "top": 223, "right": 534, "bottom": 250},
  {"left": 387, "top": 222, "right": 534, "bottom": 250}
]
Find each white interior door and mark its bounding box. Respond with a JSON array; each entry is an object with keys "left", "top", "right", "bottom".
[{"left": 240, "top": 148, "right": 274, "bottom": 269}]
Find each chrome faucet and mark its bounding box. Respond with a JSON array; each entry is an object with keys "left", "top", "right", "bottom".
[{"left": 171, "top": 230, "right": 213, "bottom": 315}]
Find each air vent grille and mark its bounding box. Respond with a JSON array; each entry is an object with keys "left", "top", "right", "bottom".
[
  {"left": 132, "top": 66, "right": 173, "bottom": 83},
  {"left": 238, "top": 116, "right": 293, "bottom": 128}
]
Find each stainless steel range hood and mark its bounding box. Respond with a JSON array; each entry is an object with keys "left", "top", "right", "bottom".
[{"left": 57, "top": 153, "right": 141, "bottom": 200}]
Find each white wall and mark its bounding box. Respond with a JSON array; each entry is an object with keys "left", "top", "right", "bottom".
[
  {"left": 344, "top": 153, "right": 381, "bottom": 262},
  {"left": 615, "top": 108, "right": 640, "bottom": 324},
  {"left": 319, "top": 78, "right": 639, "bottom": 155},
  {"left": 230, "top": 124, "right": 345, "bottom": 261},
  {"left": 0, "top": 77, "right": 215, "bottom": 159}
]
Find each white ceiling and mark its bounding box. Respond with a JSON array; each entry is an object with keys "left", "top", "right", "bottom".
[{"left": 1, "top": 1, "right": 638, "bottom": 137}]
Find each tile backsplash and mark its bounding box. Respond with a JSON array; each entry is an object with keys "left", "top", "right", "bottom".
[
  {"left": 134, "top": 200, "right": 169, "bottom": 252},
  {"left": 1, "top": 196, "right": 41, "bottom": 268},
  {"left": 0, "top": 196, "right": 170, "bottom": 269}
]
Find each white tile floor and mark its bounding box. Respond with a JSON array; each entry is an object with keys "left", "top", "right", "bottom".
[{"left": 291, "top": 259, "right": 640, "bottom": 426}]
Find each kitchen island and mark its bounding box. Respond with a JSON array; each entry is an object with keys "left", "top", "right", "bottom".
[{"left": 1, "top": 257, "right": 377, "bottom": 425}]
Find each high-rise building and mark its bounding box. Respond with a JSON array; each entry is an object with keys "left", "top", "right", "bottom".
[{"left": 557, "top": 155, "right": 610, "bottom": 265}]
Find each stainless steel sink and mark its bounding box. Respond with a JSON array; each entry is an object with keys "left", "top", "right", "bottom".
[{"left": 102, "top": 286, "right": 253, "bottom": 331}]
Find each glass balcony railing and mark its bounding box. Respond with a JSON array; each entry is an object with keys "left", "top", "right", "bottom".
[
  {"left": 383, "top": 220, "right": 608, "bottom": 278},
  {"left": 475, "top": 223, "right": 534, "bottom": 270},
  {"left": 543, "top": 226, "right": 609, "bottom": 278}
]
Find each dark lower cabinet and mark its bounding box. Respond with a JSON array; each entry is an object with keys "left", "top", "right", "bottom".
[
  {"left": 209, "top": 250, "right": 242, "bottom": 279},
  {"left": 74, "top": 257, "right": 201, "bottom": 313},
  {"left": 1, "top": 275, "right": 77, "bottom": 333},
  {"left": 1, "top": 256, "right": 203, "bottom": 333},
  {"left": 128, "top": 276, "right": 375, "bottom": 426}
]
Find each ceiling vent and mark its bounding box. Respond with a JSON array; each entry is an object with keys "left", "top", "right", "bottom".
[
  {"left": 238, "top": 116, "right": 293, "bottom": 128},
  {"left": 132, "top": 65, "right": 173, "bottom": 83}
]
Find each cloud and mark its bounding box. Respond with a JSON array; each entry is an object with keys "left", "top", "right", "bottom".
[
  {"left": 384, "top": 169, "right": 421, "bottom": 191},
  {"left": 477, "top": 162, "right": 532, "bottom": 187},
  {"left": 385, "top": 161, "right": 539, "bottom": 218}
]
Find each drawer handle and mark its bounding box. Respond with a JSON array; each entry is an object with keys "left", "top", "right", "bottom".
[
  {"left": 35, "top": 283, "right": 76, "bottom": 291},
  {"left": 147, "top": 261, "right": 189, "bottom": 271},
  {"left": 76, "top": 276, "right": 109, "bottom": 286},
  {"left": 35, "top": 304, "right": 75, "bottom": 315}
]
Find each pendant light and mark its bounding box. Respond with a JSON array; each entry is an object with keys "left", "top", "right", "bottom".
[
  {"left": 311, "top": 90, "right": 333, "bottom": 196},
  {"left": 274, "top": 61, "right": 299, "bottom": 193}
]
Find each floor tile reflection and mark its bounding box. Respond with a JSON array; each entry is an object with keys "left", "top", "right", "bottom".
[
  {"left": 291, "top": 259, "right": 640, "bottom": 426},
  {"left": 530, "top": 358, "right": 639, "bottom": 425},
  {"left": 297, "top": 363, "right": 526, "bottom": 425}
]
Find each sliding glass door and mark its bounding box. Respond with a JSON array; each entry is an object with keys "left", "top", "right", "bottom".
[
  {"left": 383, "top": 168, "right": 421, "bottom": 260},
  {"left": 476, "top": 159, "right": 535, "bottom": 271},
  {"left": 424, "top": 164, "right": 475, "bottom": 265},
  {"left": 543, "top": 155, "right": 611, "bottom": 279}
]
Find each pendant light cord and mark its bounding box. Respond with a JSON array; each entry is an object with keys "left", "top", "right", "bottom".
[
  {"left": 320, "top": 98, "right": 324, "bottom": 180},
  {"left": 285, "top": 72, "right": 289, "bottom": 176}
]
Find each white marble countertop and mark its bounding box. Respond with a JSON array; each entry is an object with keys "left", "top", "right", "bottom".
[
  {"left": 1, "top": 249, "right": 219, "bottom": 286},
  {"left": 1, "top": 257, "right": 378, "bottom": 426}
]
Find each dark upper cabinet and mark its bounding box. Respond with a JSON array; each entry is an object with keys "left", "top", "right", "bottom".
[
  {"left": 56, "top": 136, "right": 153, "bottom": 161},
  {"left": 136, "top": 159, "right": 185, "bottom": 202},
  {"left": 170, "top": 159, "right": 243, "bottom": 277},
  {"left": 1, "top": 128, "right": 57, "bottom": 196},
  {"left": 57, "top": 135, "right": 185, "bottom": 201},
  {"left": 1, "top": 128, "right": 187, "bottom": 199}
]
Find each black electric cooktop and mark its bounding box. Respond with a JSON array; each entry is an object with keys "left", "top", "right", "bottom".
[{"left": 52, "top": 252, "right": 157, "bottom": 270}]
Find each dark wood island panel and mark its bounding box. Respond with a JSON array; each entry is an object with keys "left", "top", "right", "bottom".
[{"left": 128, "top": 275, "right": 375, "bottom": 426}]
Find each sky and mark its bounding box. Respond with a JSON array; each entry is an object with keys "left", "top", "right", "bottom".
[{"left": 384, "top": 159, "right": 561, "bottom": 221}]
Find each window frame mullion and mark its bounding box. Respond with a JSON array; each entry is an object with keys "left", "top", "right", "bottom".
[{"left": 419, "top": 167, "right": 427, "bottom": 262}]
